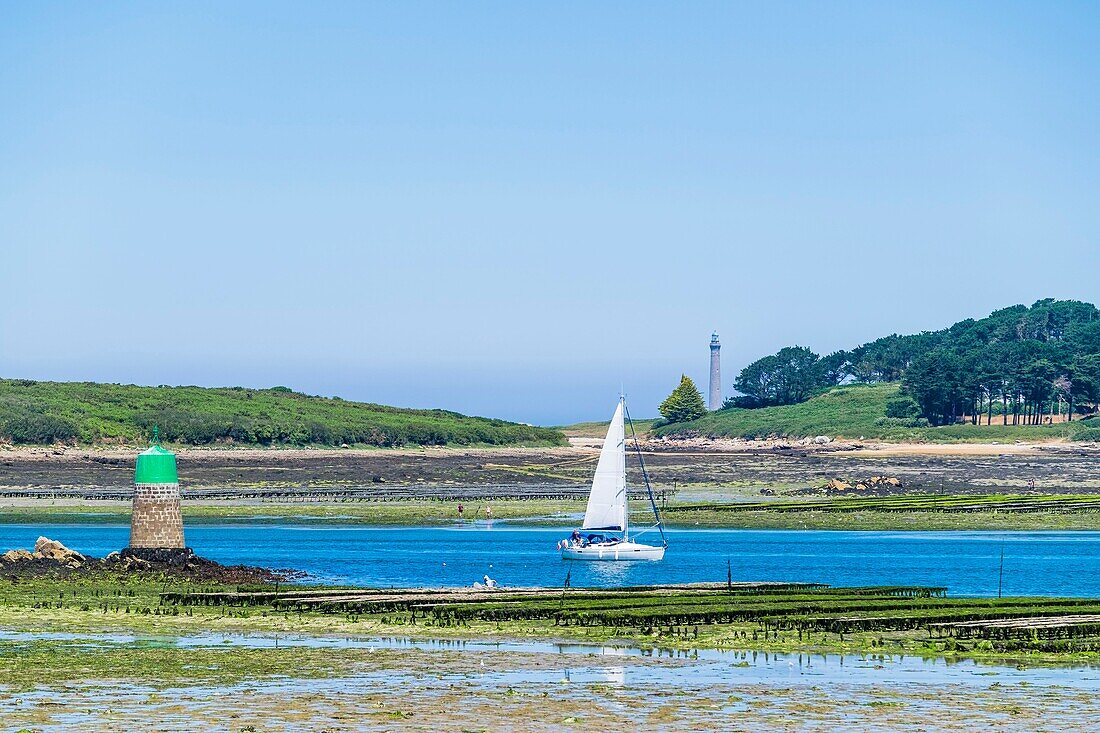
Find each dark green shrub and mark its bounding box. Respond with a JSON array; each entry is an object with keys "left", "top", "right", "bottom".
[
  {"left": 874, "top": 416, "right": 930, "bottom": 428},
  {"left": 885, "top": 396, "right": 921, "bottom": 419},
  {"left": 1071, "top": 427, "right": 1100, "bottom": 442},
  {"left": 307, "top": 422, "right": 333, "bottom": 444},
  {"left": 135, "top": 409, "right": 226, "bottom": 444},
  {"left": 1, "top": 413, "right": 78, "bottom": 443}
]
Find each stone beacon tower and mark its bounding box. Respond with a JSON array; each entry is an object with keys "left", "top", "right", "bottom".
[
  {"left": 127, "top": 428, "right": 186, "bottom": 558},
  {"left": 708, "top": 332, "right": 722, "bottom": 410}
]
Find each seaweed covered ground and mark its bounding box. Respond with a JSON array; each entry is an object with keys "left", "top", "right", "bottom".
[
  {"left": 3, "top": 575, "right": 1100, "bottom": 731},
  {"left": 4, "top": 647, "right": 1098, "bottom": 732},
  {"left": 4, "top": 576, "right": 1100, "bottom": 665}
]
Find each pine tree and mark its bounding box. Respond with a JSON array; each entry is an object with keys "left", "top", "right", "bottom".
[{"left": 659, "top": 375, "right": 708, "bottom": 423}]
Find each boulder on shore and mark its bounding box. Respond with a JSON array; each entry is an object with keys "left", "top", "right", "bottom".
[
  {"left": 814, "top": 475, "right": 904, "bottom": 495},
  {"left": 1, "top": 548, "right": 34, "bottom": 564},
  {"left": 32, "top": 536, "right": 86, "bottom": 567},
  {"left": 0, "top": 537, "right": 292, "bottom": 583}
]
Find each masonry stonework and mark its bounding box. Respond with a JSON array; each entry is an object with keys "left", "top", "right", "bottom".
[
  {"left": 129, "top": 483, "right": 185, "bottom": 548},
  {"left": 708, "top": 332, "right": 722, "bottom": 411}
]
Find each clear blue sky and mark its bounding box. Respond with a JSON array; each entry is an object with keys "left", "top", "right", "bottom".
[{"left": 2, "top": 2, "right": 1098, "bottom": 424}]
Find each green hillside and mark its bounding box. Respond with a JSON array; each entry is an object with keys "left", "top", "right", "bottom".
[
  {"left": 0, "top": 379, "right": 566, "bottom": 448},
  {"left": 655, "top": 383, "right": 1098, "bottom": 442},
  {"left": 721, "top": 300, "right": 1099, "bottom": 427}
]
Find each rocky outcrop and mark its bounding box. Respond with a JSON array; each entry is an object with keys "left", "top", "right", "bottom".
[
  {"left": 0, "top": 537, "right": 87, "bottom": 569},
  {"left": 2, "top": 537, "right": 86, "bottom": 569},
  {"left": 0, "top": 537, "right": 292, "bottom": 583},
  {"left": 1, "top": 548, "right": 33, "bottom": 563},
  {"left": 809, "top": 475, "right": 905, "bottom": 495},
  {"left": 111, "top": 554, "right": 152, "bottom": 571},
  {"left": 118, "top": 546, "right": 196, "bottom": 566},
  {"left": 33, "top": 536, "right": 86, "bottom": 567}
]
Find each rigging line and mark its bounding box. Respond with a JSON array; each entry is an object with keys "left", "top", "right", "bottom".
[{"left": 625, "top": 400, "right": 667, "bottom": 548}]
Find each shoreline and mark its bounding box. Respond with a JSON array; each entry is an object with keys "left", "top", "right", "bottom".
[
  {"left": 4, "top": 439, "right": 1100, "bottom": 532},
  {"left": 2, "top": 436, "right": 1094, "bottom": 459},
  {"left": 4, "top": 497, "right": 1100, "bottom": 531}
]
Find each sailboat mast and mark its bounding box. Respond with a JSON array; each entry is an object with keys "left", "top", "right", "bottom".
[
  {"left": 619, "top": 394, "right": 628, "bottom": 540},
  {"left": 624, "top": 399, "right": 667, "bottom": 548}
]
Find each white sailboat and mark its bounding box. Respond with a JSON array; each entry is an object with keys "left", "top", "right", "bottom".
[{"left": 560, "top": 396, "right": 667, "bottom": 561}]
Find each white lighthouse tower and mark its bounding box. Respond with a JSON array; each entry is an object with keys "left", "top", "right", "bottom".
[{"left": 708, "top": 332, "right": 722, "bottom": 410}]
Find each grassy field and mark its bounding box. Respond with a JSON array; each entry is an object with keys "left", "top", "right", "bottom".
[
  {"left": 0, "top": 378, "right": 566, "bottom": 448},
  {"left": 655, "top": 382, "right": 1098, "bottom": 442}
]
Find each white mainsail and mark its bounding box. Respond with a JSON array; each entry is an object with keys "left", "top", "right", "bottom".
[{"left": 581, "top": 399, "right": 627, "bottom": 533}]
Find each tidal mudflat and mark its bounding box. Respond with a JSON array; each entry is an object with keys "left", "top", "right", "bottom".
[
  {"left": 4, "top": 542, "right": 1100, "bottom": 731},
  {"left": 4, "top": 440, "right": 1099, "bottom": 498},
  {"left": 5, "top": 441, "right": 1100, "bottom": 532},
  {"left": 2, "top": 633, "right": 1098, "bottom": 732}
]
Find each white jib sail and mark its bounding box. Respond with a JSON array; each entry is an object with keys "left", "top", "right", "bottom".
[{"left": 582, "top": 399, "right": 627, "bottom": 534}]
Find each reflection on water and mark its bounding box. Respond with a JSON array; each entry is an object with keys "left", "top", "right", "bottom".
[
  {"left": 7, "top": 664, "right": 1100, "bottom": 733},
  {"left": 3, "top": 629, "right": 1099, "bottom": 688},
  {"left": 582, "top": 560, "right": 632, "bottom": 585},
  {"left": 602, "top": 666, "right": 626, "bottom": 685},
  {"left": 5, "top": 628, "right": 1100, "bottom": 733}
]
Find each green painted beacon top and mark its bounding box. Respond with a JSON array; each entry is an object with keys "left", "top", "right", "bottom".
[{"left": 134, "top": 428, "right": 178, "bottom": 485}]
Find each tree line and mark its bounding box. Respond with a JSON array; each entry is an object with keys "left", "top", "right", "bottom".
[{"left": 724, "top": 299, "right": 1100, "bottom": 426}]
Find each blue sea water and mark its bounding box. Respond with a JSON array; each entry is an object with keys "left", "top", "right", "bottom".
[{"left": 2, "top": 523, "right": 1099, "bottom": 596}]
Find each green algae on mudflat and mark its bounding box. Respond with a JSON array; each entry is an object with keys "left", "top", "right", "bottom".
[
  {"left": 0, "top": 498, "right": 578, "bottom": 526},
  {"left": 5, "top": 491, "right": 1100, "bottom": 529},
  {"left": 3, "top": 576, "right": 1100, "bottom": 666},
  {"left": 5, "top": 673, "right": 1097, "bottom": 733}
]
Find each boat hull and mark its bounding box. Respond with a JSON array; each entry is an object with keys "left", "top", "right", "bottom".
[{"left": 561, "top": 541, "right": 665, "bottom": 561}]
